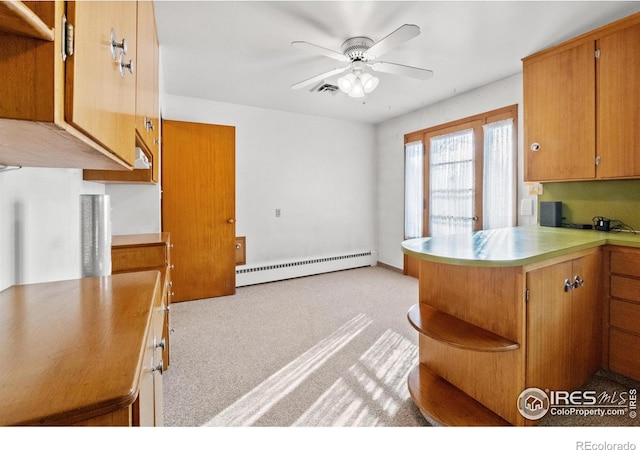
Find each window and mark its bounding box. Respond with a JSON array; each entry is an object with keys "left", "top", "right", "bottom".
[
  {"left": 404, "top": 105, "right": 517, "bottom": 240},
  {"left": 429, "top": 128, "right": 476, "bottom": 236}
]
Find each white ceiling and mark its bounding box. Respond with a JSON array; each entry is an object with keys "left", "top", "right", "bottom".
[{"left": 154, "top": 1, "right": 640, "bottom": 124}]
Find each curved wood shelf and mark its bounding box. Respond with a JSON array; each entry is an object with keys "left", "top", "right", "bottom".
[
  {"left": 407, "top": 304, "right": 519, "bottom": 352},
  {"left": 0, "top": 1, "right": 54, "bottom": 41},
  {"left": 407, "top": 364, "right": 511, "bottom": 426}
]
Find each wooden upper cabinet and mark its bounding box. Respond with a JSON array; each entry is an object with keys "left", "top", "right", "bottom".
[
  {"left": 0, "top": 0, "right": 139, "bottom": 170},
  {"left": 523, "top": 12, "right": 640, "bottom": 182},
  {"left": 135, "top": 0, "right": 159, "bottom": 180},
  {"left": 65, "top": 0, "right": 137, "bottom": 166},
  {"left": 523, "top": 41, "right": 596, "bottom": 182},
  {"left": 83, "top": 0, "right": 160, "bottom": 183},
  {"left": 596, "top": 22, "right": 640, "bottom": 179}
]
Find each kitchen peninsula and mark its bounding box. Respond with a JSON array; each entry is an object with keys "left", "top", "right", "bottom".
[{"left": 402, "top": 226, "right": 640, "bottom": 426}]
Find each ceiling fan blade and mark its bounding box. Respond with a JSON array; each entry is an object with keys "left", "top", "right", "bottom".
[
  {"left": 292, "top": 41, "right": 349, "bottom": 62},
  {"left": 291, "top": 66, "right": 349, "bottom": 90},
  {"left": 370, "top": 61, "right": 434, "bottom": 80},
  {"left": 365, "top": 24, "right": 421, "bottom": 60}
]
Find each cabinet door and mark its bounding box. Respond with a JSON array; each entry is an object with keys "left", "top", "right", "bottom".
[
  {"left": 135, "top": 0, "right": 160, "bottom": 181},
  {"left": 523, "top": 41, "right": 596, "bottom": 181},
  {"left": 526, "top": 252, "right": 602, "bottom": 393},
  {"left": 569, "top": 252, "right": 602, "bottom": 387},
  {"left": 65, "top": 1, "right": 137, "bottom": 165},
  {"left": 526, "top": 260, "right": 573, "bottom": 391},
  {"left": 596, "top": 22, "right": 640, "bottom": 178},
  {"left": 134, "top": 336, "right": 156, "bottom": 426}
]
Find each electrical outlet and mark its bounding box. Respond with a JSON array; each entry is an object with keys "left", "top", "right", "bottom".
[{"left": 275, "top": 209, "right": 281, "bottom": 218}]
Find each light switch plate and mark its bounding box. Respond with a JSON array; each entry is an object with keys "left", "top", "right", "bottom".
[{"left": 520, "top": 198, "right": 534, "bottom": 216}]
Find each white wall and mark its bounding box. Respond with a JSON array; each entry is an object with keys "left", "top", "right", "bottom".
[
  {"left": 106, "top": 183, "right": 161, "bottom": 235},
  {"left": 161, "top": 94, "right": 377, "bottom": 279},
  {"left": 376, "top": 72, "right": 536, "bottom": 269},
  {"left": 0, "top": 168, "right": 104, "bottom": 291},
  {"left": 0, "top": 74, "right": 533, "bottom": 292}
]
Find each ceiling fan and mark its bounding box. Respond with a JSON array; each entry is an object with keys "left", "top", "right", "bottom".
[{"left": 291, "top": 24, "right": 433, "bottom": 98}]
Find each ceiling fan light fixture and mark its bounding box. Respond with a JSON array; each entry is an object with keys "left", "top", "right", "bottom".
[
  {"left": 348, "top": 78, "right": 365, "bottom": 98},
  {"left": 338, "top": 70, "right": 379, "bottom": 98},
  {"left": 360, "top": 72, "right": 379, "bottom": 94},
  {"left": 338, "top": 72, "right": 356, "bottom": 93}
]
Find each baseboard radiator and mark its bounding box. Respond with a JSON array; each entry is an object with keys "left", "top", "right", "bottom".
[{"left": 236, "top": 250, "right": 377, "bottom": 287}]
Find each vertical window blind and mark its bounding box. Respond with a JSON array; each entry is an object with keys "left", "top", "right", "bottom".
[
  {"left": 404, "top": 141, "right": 424, "bottom": 239},
  {"left": 483, "top": 118, "right": 515, "bottom": 229}
]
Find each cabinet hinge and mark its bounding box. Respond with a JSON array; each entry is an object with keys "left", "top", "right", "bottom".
[
  {"left": 525, "top": 288, "right": 530, "bottom": 303},
  {"left": 61, "top": 14, "right": 74, "bottom": 61},
  {"left": 595, "top": 49, "right": 601, "bottom": 59},
  {"left": 595, "top": 156, "right": 601, "bottom": 166}
]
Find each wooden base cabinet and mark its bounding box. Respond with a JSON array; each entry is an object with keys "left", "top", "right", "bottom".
[
  {"left": 407, "top": 261, "right": 526, "bottom": 426},
  {"left": 0, "top": 272, "right": 163, "bottom": 426},
  {"left": 605, "top": 247, "right": 640, "bottom": 380},
  {"left": 525, "top": 249, "right": 602, "bottom": 393},
  {"left": 407, "top": 248, "right": 603, "bottom": 426},
  {"left": 112, "top": 233, "right": 173, "bottom": 372}
]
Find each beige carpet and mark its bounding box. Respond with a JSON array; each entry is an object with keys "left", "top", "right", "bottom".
[{"left": 162, "top": 266, "right": 639, "bottom": 428}]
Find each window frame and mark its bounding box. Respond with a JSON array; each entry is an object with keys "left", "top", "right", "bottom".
[{"left": 403, "top": 104, "right": 518, "bottom": 275}]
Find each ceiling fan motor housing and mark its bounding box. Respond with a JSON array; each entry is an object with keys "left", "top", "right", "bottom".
[{"left": 341, "top": 37, "right": 375, "bottom": 61}]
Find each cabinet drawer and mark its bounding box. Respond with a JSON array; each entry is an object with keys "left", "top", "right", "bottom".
[
  {"left": 609, "top": 329, "right": 640, "bottom": 381},
  {"left": 610, "top": 299, "right": 640, "bottom": 335},
  {"left": 610, "top": 251, "right": 640, "bottom": 278},
  {"left": 112, "top": 245, "right": 167, "bottom": 272},
  {"left": 610, "top": 275, "right": 640, "bottom": 303}
]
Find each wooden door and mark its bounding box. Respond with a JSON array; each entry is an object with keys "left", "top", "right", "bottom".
[
  {"left": 526, "top": 260, "right": 573, "bottom": 392},
  {"left": 65, "top": 1, "right": 137, "bottom": 165},
  {"left": 596, "top": 22, "right": 640, "bottom": 178},
  {"left": 162, "top": 120, "right": 236, "bottom": 302},
  {"left": 523, "top": 41, "right": 595, "bottom": 181}
]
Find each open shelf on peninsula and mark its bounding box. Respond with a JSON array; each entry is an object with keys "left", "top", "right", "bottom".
[{"left": 407, "top": 304, "right": 519, "bottom": 352}]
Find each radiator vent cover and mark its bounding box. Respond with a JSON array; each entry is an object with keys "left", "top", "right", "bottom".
[{"left": 236, "top": 251, "right": 372, "bottom": 274}]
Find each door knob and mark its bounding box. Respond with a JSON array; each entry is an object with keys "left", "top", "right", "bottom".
[{"left": 227, "top": 219, "right": 235, "bottom": 224}]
